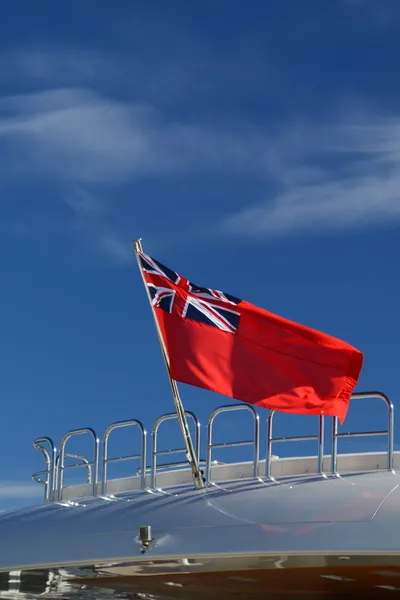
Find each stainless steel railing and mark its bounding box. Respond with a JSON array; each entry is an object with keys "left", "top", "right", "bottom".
[
  {"left": 58, "top": 428, "right": 99, "bottom": 500},
  {"left": 151, "top": 411, "right": 200, "bottom": 489},
  {"left": 331, "top": 392, "right": 394, "bottom": 475},
  {"left": 32, "top": 437, "right": 56, "bottom": 503},
  {"left": 206, "top": 404, "right": 259, "bottom": 482},
  {"left": 266, "top": 414, "right": 325, "bottom": 480},
  {"left": 102, "top": 419, "right": 147, "bottom": 493},
  {"left": 32, "top": 391, "right": 396, "bottom": 500}
]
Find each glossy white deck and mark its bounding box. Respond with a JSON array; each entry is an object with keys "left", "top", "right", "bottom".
[{"left": 56, "top": 450, "right": 399, "bottom": 500}]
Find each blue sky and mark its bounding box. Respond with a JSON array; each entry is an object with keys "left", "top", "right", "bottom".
[{"left": 0, "top": 0, "right": 399, "bottom": 510}]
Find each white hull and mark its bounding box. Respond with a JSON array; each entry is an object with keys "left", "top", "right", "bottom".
[{"left": 0, "top": 392, "right": 398, "bottom": 598}]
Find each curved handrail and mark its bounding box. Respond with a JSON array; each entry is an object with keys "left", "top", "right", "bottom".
[
  {"left": 102, "top": 419, "right": 147, "bottom": 494},
  {"left": 206, "top": 404, "right": 260, "bottom": 482},
  {"left": 58, "top": 428, "right": 99, "bottom": 500},
  {"left": 331, "top": 391, "right": 394, "bottom": 475},
  {"left": 32, "top": 437, "right": 56, "bottom": 503},
  {"left": 54, "top": 452, "right": 93, "bottom": 491},
  {"left": 32, "top": 389, "right": 396, "bottom": 502},
  {"left": 151, "top": 411, "right": 200, "bottom": 489},
  {"left": 266, "top": 413, "right": 325, "bottom": 480}
]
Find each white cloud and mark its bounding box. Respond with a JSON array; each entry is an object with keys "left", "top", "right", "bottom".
[
  {"left": 0, "top": 48, "right": 124, "bottom": 90},
  {"left": 64, "top": 187, "right": 106, "bottom": 216},
  {"left": 0, "top": 482, "right": 43, "bottom": 499},
  {"left": 221, "top": 116, "right": 400, "bottom": 237},
  {"left": 0, "top": 87, "right": 266, "bottom": 185},
  {"left": 33, "top": 50, "right": 115, "bottom": 82},
  {"left": 0, "top": 89, "right": 152, "bottom": 183},
  {"left": 95, "top": 231, "right": 132, "bottom": 264},
  {"left": 0, "top": 86, "right": 271, "bottom": 263},
  {"left": 2, "top": 86, "right": 400, "bottom": 255},
  {"left": 342, "top": 0, "right": 400, "bottom": 30}
]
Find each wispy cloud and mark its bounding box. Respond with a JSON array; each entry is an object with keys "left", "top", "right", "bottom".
[
  {"left": 221, "top": 116, "right": 400, "bottom": 237},
  {"left": 0, "top": 86, "right": 269, "bottom": 262},
  {"left": 342, "top": 0, "right": 400, "bottom": 30},
  {"left": 64, "top": 186, "right": 132, "bottom": 265},
  {"left": 0, "top": 482, "right": 43, "bottom": 500},
  {"left": 0, "top": 48, "right": 122, "bottom": 87},
  {"left": 0, "top": 87, "right": 266, "bottom": 185},
  {"left": 1, "top": 86, "right": 400, "bottom": 257}
]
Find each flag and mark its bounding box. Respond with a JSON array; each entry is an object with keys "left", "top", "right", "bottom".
[{"left": 138, "top": 251, "right": 363, "bottom": 423}]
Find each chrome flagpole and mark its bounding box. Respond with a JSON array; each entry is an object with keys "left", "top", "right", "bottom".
[{"left": 133, "top": 239, "right": 204, "bottom": 490}]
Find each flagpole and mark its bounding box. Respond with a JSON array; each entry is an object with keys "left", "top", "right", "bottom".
[{"left": 133, "top": 239, "right": 205, "bottom": 490}]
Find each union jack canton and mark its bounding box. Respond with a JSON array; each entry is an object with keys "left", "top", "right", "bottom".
[{"left": 139, "top": 252, "right": 241, "bottom": 334}]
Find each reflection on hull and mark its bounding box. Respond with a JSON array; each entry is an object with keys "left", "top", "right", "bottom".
[
  {"left": 2, "top": 467, "right": 400, "bottom": 599},
  {"left": 2, "top": 558, "right": 400, "bottom": 599}
]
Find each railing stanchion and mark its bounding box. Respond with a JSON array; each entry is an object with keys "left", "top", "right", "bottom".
[
  {"left": 332, "top": 392, "right": 394, "bottom": 475},
  {"left": 152, "top": 412, "right": 200, "bottom": 490},
  {"left": 266, "top": 412, "right": 326, "bottom": 480},
  {"left": 206, "top": 405, "right": 260, "bottom": 483},
  {"left": 102, "top": 419, "right": 147, "bottom": 494},
  {"left": 58, "top": 428, "right": 99, "bottom": 500},
  {"left": 32, "top": 437, "right": 56, "bottom": 503},
  {"left": 331, "top": 417, "right": 338, "bottom": 476}
]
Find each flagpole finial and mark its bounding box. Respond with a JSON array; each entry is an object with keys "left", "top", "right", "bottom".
[{"left": 133, "top": 238, "right": 143, "bottom": 254}]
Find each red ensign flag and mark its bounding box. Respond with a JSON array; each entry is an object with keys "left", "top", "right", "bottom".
[{"left": 139, "top": 251, "right": 363, "bottom": 423}]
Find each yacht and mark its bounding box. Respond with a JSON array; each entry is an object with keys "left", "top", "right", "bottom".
[{"left": 0, "top": 390, "right": 398, "bottom": 599}]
